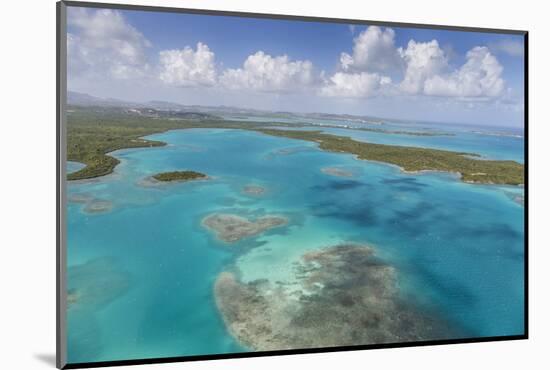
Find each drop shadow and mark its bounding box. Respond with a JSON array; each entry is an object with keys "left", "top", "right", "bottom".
[{"left": 34, "top": 353, "right": 56, "bottom": 367}]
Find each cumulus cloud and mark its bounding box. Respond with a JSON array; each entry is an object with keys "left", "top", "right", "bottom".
[
  {"left": 399, "top": 40, "right": 448, "bottom": 94},
  {"left": 220, "top": 51, "right": 317, "bottom": 92},
  {"left": 424, "top": 46, "right": 505, "bottom": 98},
  {"left": 319, "top": 26, "right": 399, "bottom": 98},
  {"left": 320, "top": 26, "right": 398, "bottom": 98},
  {"left": 66, "top": 9, "right": 512, "bottom": 106},
  {"left": 67, "top": 8, "right": 151, "bottom": 80},
  {"left": 489, "top": 39, "right": 524, "bottom": 57},
  {"left": 323, "top": 26, "right": 508, "bottom": 101},
  {"left": 320, "top": 72, "right": 391, "bottom": 98},
  {"left": 159, "top": 43, "right": 217, "bottom": 87},
  {"left": 339, "top": 26, "right": 402, "bottom": 73}
]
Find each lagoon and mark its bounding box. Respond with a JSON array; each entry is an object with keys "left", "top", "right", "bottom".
[{"left": 67, "top": 124, "right": 524, "bottom": 363}]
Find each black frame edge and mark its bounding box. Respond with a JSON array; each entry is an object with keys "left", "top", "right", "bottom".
[
  {"left": 63, "top": 335, "right": 528, "bottom": 369},
  {"left": 57, "top": 1, "right": 68, "bottom": 369},
  {"left": 523, "top": 32, "right": 529, "bottom": 339}
]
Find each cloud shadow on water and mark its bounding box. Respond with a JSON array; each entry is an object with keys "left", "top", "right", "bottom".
[
  {"left": 310, "top": 200, "right": 379, "bottom": 227},
  {"left": 381, "top": 177, "right": 428, "bottom": 193},
  {"left": 385, "top": 201, "right": 440, "bottom": 237},
  {"left": 311, "top": 179, "right": 370, "bottom": 191}
]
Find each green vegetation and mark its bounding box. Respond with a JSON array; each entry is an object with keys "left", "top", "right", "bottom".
[
  {"left": 66, "top": 107, "right": 266, "bottom": 180},
  {"left": 152, "top": 171, "right": 207, "bottom": 182},
  {"left": 254, "top": 129, "right": 524, "bottom": 185},
  {"left": 306, "top": 124, "right": 454, "bottom": 137},
  {"left": 66, "top": 107, "right": 523, "bottom": 185},
  {"left": 67, "top": 111, "right": 166, "bottom": 180}
]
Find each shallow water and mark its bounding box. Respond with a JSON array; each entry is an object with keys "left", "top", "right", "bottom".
[
  {"left": 66, "top": 124, "right": 524, "bottom": 363},
  {"left": 67, "top": 161, "right": 85, "bottom": 174},
  {"left": 224, "top": 114, "right": 524, "bottom": 162}
]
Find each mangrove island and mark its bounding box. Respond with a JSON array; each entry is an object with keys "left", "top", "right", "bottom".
[
  {"left": 67, "top": 107, "right": 524, "bottom": 185},
  {"left": 152, "top": 170, "right": 207, "bottom": 182}
]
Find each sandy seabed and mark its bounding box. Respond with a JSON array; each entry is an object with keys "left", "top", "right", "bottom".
[{"left": 202, "top": 213, "right": 288, "bottom": 243}]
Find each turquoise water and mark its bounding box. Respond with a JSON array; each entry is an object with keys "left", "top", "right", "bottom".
[
  {"left": 67, "top": 161, "right": 85, "bottom": 174},
  {"left": 66, "top": 125, "right": 524, "bottom": 363},
  {"left": 224, "top": 114, "right": 524, "bottom": 162}
]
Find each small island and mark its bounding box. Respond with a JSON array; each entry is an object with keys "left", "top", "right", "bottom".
[{"left": 152, "top": 171, "right": 208, "bottom": 182}]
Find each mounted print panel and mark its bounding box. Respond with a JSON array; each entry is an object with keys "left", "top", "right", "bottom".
[{"left": 57, "top": 1, "right": 527, "bottom": 368}]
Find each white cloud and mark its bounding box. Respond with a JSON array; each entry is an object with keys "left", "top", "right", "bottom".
[
  {"left": 399, "top": 40, "right": 448, "bottom": 94},
  {"left": 320, "top": 72, "right": 391, "bottom": 98},
  {"left": 66, "top": 9, "right": 513, "bottom": 108},
  {"left": 220, "top": 51, "right": 316, "bottom": 92},
  {"left": 489, "top": 39, "right": 524, "bottom": 57},
  {"left": 320, "top": 26, "right": 398, "bottom": 98},
  {"left": 159, "top": 43, "right": 217, "bottom": 87},
  {"left": 424, "top": 46, "right": 505, "bottom": 98},
  {"left": 324, "top": 29, "right": 508, "bottom": 101},
  {"left": 339, "top": 26, "right": 402, "bottom": 73},
  {"left": 67, "top": 8, "right": 151, "bottom": 80}
]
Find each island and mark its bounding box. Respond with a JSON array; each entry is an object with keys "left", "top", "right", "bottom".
[
  {"left": 67, "top": 107, "right": 523, "bottom": 185},
  {"left": 66, "top": 107, "right": 277, "bottom": 181},
  {"left": 152, "top": 171, "right": 207, "bottom": 182},
  {"left": 305, "top": 123, "right": 455, "bottom": 137},
  {"left": 255, "top": 129, "right": 524, "bottom": 185}
]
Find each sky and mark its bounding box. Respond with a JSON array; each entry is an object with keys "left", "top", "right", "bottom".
[{"left": 66, "top": 6, "right": 525, "bottom": 127}]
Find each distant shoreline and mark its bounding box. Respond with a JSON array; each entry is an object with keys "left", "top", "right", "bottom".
[{"left": 66, "top": 108, "right": 523, "bottom": 186}]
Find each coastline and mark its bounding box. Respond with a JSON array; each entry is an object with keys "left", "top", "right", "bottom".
[
  {"left": 254, "top": 128, "right": 524, "bottom": 186},
  {"left": 66, "top": 110, "right": 524, "bottom": 186}
]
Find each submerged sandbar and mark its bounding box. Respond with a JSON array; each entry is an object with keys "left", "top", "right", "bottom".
[
  {"left": 202, "top": 213, "right": 287, "bottom": 243},
  {"left": 505, "top": 192, "right": 524, "bottom": 207},
  {"left": 83, "top": 199, "right": 113, "bottom": 214},
  {"left": 242, "top": 185, "right": 266, "bottom": 196},
  {"left": 68, "top": 192, "right": 113, "bottom": 214},
  {"left": 321, "top": 167, "right": 354, "bottom": 178}
]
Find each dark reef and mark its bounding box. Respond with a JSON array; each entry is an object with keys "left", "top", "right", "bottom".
[{"left": 215, "top": 244, "right": 459, "bottom": 351}]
